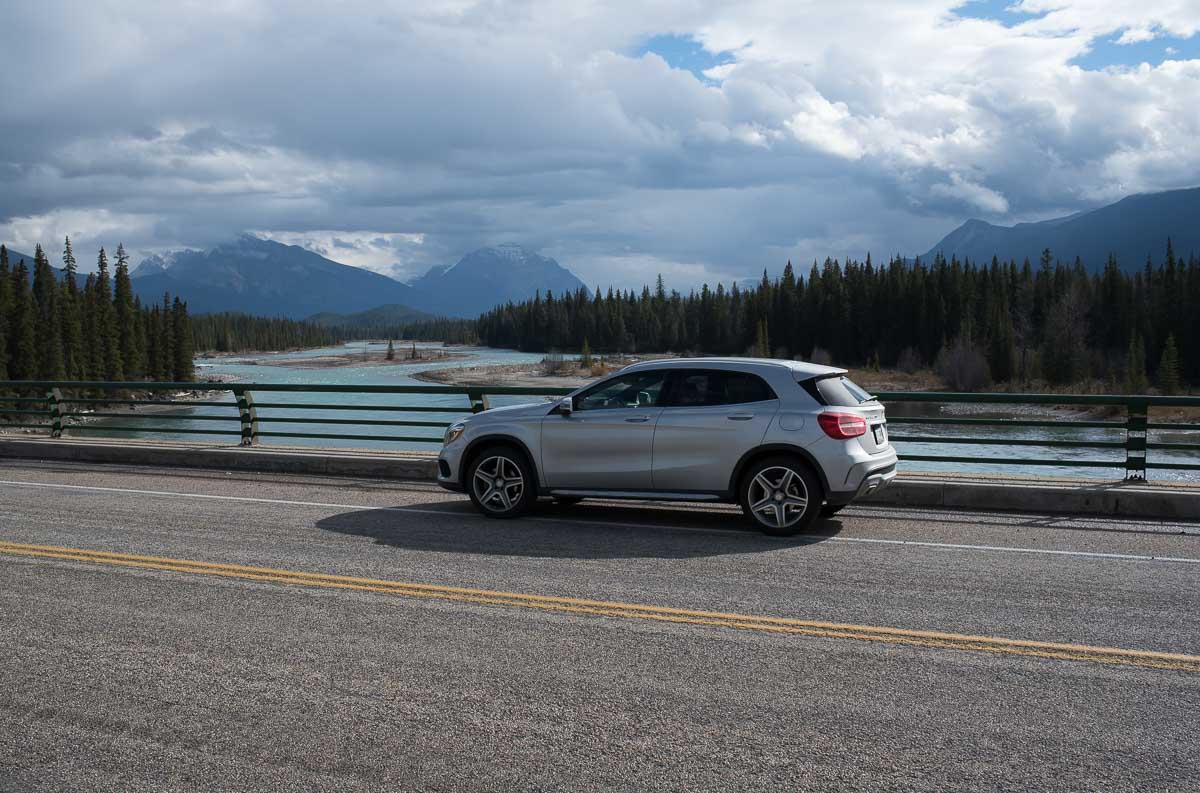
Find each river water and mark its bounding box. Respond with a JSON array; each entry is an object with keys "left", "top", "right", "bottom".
[{"left": 87, "top": 341, "right": 1198, "bottom": 482}]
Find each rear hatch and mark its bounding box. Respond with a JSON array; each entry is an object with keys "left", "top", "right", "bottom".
[{"left": 800, "top": 373, "right": 889, "bottom": 454}]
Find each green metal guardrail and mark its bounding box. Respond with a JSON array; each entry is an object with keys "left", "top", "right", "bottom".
[
  {"left": 0, "top": 380, "right": 568, "bottom": 446},
  {"left": 879, "top": 391, "right": 1200, "bottom": 480},
  {"left": 1, "top": 381, "right": 1198, "bottom": 481}
]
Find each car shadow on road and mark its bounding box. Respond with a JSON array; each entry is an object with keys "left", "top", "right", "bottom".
[{"left": 315, "top": 499, "right": 844, "bottom": 560}]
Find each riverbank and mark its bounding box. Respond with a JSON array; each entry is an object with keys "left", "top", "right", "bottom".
[
  {"left": 412, "top": 357, "right": 945, "bottom": 392},
  {"left": 254, "top": 349, "right": 467, "bottom": 370},
  {"left": 415, "top": 363, "right": 593, "bottom": 389},
  {"left": 202, "top": 346, "right": 469, "bottom": 371}
]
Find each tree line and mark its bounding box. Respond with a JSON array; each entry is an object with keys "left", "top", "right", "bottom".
[
  {"left": 191, "top": 313, "right": 344, "bottom": 353},
  {"left": 0, "top": 240, "right": 194, "bottom": 383},
  {"left": 469, "top": 241, "right": 1198, "bottom": 390}
]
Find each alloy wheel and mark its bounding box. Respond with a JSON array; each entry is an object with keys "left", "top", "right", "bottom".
[
  {"left": 471, "top": 455, "right": 525, "bottom": 513},
  {"left": 746, "top": 465, "right": 809, "bottom": 530}
]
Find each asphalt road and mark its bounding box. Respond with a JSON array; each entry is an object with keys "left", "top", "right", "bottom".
[{"left": 2, "top": 459, "right": 1199, "bottom": 792}]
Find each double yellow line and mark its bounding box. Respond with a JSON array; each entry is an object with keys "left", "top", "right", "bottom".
[{"left": 3, "top": 539, "right": 1198, "bottom": 672}]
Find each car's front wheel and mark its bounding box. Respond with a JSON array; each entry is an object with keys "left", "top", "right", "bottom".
[
  {"left": 740, "top": 457, "right": 822, "bottom": 536},
  {"left": 467, "top": 445, "right": 537, "bottom": 518}
]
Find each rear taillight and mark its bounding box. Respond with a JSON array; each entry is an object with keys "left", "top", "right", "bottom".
[{"left": 818, "top": 412, "right": 867, "bottom": 439}]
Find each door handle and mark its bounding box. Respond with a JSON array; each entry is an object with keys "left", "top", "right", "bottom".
[
  {"left": 727, "top": 414, "right": 754, "bottom": 421},
  {"left": 625, "top": 416, "right": 651, "bottom": 423}
]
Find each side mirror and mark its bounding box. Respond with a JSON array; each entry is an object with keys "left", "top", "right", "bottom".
[{"left": 558, "top": 396, "right": 574, "bottom": 415}]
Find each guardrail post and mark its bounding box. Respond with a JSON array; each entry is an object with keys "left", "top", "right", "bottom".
[
  {"left": 236, "top": 389, "right": 258, "bottom": 446},
  {"left": 47, "top": 388, "right": 63, "bottom": 438},
  {"left": 1124, "top": 400, "right": 1147, "bottom": 481},
  {"left": 467, "top": 388, "right": 489, "bottom": 414}
]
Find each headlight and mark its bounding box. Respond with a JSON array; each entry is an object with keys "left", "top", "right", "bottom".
[{"left": 443, "top": 422, "right": 467, "bottom": 445}]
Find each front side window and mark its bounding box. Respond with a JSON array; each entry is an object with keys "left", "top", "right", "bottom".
[
  {"left": 575, "top": 370, "right": 668, "bottom": 411},
  {"left": 666, "top": 370, "right": 776, "bottom": 407}
]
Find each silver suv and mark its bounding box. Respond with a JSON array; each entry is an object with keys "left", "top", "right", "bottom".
[{"left": 437, "top": 358, "right": 897, "bottom": 535}]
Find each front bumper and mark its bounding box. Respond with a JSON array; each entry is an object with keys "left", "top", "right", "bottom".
[{"left": 436, "top": 444, "right": 465, "bottom": 492}]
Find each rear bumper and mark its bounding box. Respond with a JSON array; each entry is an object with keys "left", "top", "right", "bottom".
[{"left": 826, "top": 459, "right": 897, "bottom": 505}]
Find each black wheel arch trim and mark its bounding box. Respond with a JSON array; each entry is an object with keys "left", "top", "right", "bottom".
[
  {"left": 461, "top": 434, "right": 541, "bottom": 489},
  {"left": 729, "top": 444, "right": 831, "bottom": 498}
]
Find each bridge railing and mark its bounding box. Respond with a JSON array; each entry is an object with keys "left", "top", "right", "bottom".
[
  {"left": 879, "top": 391, "right": 1200, "bottom": 480},
  {"left": 1, "top": 381, "right": 1198, "bottom": 481},
  {"left": 0, "top": 380, "right": 569, "bottom": 447}
]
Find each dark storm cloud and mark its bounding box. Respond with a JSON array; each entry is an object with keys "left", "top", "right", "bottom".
[{"left": 1, "top": 1, "right": 1197, "bottom": 285}]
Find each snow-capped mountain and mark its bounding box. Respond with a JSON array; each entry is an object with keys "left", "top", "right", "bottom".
[
  {"left": 408, "top": 244, "right": 586, "bottom": 316},
  {"left": 130, "top": 235, "right": 423, "bottom": 318}
]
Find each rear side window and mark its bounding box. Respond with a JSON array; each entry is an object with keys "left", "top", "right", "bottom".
[
  {"left": 808, "top": 375, "right": 875, "bottom": 406},
  {"left": 667, "top": 370, "right": 776, "bottom": 407}
]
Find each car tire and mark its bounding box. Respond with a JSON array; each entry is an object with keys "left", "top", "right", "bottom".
[
  {"left": 820, "top": 504, "right": 847, "bottom": 517},
  {"left": 740, "top": 456, "right": 822, "bottom": 536},
  {"left": 466, "top": 444, "right": 537, "bottom": 519}
]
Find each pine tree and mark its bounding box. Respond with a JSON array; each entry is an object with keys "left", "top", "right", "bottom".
[
  {"left": 113, "top": 243, "right": 145, "bottom": 378},
  {"left": 8, "top": 257, "right": 37, "bottom": 379},
  {"left": 1125, "top": 334, "right": 1148, "bottom": 393},
  {"left": 0, "top": 246, "right": 10, "bottom": 380},
  {"left": 986, "top": 300, "right": 1014, "bottom": 384},
  {"left": 61, "top": 236, "right": 85, "bottom": 379},
  {"left": 580, "top": 337, "right": 592, "bottom": 368},
  {"left": 95, "top": 248, "right": 124, "bottom": 380},
  {"left": 159, "top": 293, "right": 175, "bottom": 380},
  {"left": 31, "top": 245, "right": 65, "bottom": 379},
  {"left": 144, "top": 308, "right": 160, "bottom": 381},
  {"left": 386, "top": 339, "right": 395, "bottom": 360},
  {"left": 1158, "top": 334, "right": 1181, "bottom": 395},
  {"left": 81, "top": 274, "right": 100, "bottom": 379},
  {"left": 754, "top": 318, "right": 769, "bottom": 358},
  {"left": 171, "top": 297, "right": 194, "bottom": 381}
]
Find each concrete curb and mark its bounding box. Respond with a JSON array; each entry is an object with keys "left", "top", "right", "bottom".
[
  {"left": 0, "top": 437, "right": 437, "bottom": 480},
  {"left": 861, "top": 477, "right": 1200, "bottom": 520},
  {"left": 3, "top": 437, "right": 1197, "bottom": 521}
]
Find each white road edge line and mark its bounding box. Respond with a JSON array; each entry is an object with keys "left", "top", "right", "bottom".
[{"left": 3, "top": 478, "right": 1200, "bottom": 565}]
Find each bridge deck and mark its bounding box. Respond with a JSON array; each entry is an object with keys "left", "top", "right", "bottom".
[{"left": 2, "top": 460, "right": 1199, "bottom": 791}]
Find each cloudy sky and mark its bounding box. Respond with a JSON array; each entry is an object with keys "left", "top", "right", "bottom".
[{"left": 2, "top": 0, "right": 1198, "bottom": 288}]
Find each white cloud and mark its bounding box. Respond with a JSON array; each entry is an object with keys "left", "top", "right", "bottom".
[
  {"left": 0, "top": 0, "right": 1197, "bottom": 288},
  {"left": 255, "top": 230, "right": 427, "bottom": 279},
  {"left": 930, "top": 173, "right": 1011, "bottom": 214}
]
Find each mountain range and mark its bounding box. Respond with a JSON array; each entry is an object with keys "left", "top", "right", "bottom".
[
  {"left": 406, "top": 243, "right": 586, "bottom": 315},
  {"left": 3, "top": 249, "right": 36, "bottom": 267},
  {"left": 128, "top": 236, "right": 423, "bottom": 318},
  {"left": 922, "top": 186, "right": 1199, "bottom": 270},
  {"left": 125, "top": 237, "right": 585, "bottom": 319}
]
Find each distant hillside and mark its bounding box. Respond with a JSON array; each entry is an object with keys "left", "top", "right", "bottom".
[
  {"left": 307, "top": 303, "right": 435, "bottom": 328},
  {"left": 130, "top": 235, "right": 423, "bottom": 318},
  {"left": 409, "top": 244, "right": 586, "bottom": 316},
  {"left": 1, "top": 247, "right": 37, "bottom": 266},
  {"left": 922, "top": 186, "right": 1200, "bottom": 271}
]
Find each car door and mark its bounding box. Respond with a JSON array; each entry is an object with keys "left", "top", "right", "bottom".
[
  {"left": 651, "top": 369, "right": 780, "bottom": 493},
  {"left": 539, "top": 369, "right": 668, "bottom": 490}
]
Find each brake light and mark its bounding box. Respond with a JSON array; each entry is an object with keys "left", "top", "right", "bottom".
[{"left": 818, "top": 412, "right": 867, "bottom": 439}]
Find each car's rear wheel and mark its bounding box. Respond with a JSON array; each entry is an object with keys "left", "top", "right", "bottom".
[
  {"left": 740, "top": 456, "right": 822, "bottom": 536},
  {"left": 467, "top": 445, "right": 537, "bottom": 519}
]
